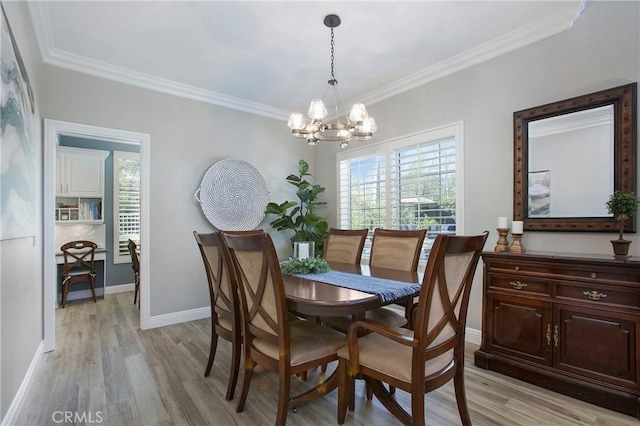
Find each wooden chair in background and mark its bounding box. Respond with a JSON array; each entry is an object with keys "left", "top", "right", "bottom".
[
  {"left": 323, "top": 228, "right": 368, "bottom": 264},
  {"left": 127, "top": 239, "right": 140, "bottom": 307},
  {"left": 60, "top": 240, "right": 98, "bottom": 308},
  {"left": 368, "top": 228, "right": 427, "bottom": 272},
  {"left": 337, "top": 231, "right": 489, "bottom": 426},
  {"left": 193, "top": 231, "right": 242, "bottom": 401},
  {"left": 222, "top": 230, "right": 346, "bottom": 425}
]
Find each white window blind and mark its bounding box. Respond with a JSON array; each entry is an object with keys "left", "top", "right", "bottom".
[
  {"left": 337, "top": 123, "right": 463, "bottom": 262},
  {"left": 113, "top": 151, "right": 140, "bottom": 264}
]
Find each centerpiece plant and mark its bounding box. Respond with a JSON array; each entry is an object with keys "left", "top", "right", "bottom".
[
  {"left": 265, "top": 159, "right": 329, "bottom": 256},
  {"left": 605, "top": 190, "right": 640, "bottom": 257}
]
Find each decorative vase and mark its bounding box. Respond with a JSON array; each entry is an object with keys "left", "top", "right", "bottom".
[{"left": 611, "top": 239, "right": 631, "bottom": 258}]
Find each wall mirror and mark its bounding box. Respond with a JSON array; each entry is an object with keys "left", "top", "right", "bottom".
[{"left": 514, "top": 82, "right": 637, "bottom": 232}]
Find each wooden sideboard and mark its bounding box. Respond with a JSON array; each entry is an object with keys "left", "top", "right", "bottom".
[{"left": 474, "top": 251, "right": 640, "bottom": 418}]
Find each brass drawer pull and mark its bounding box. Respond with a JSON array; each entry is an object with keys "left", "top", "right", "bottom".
[
  {"left": 583, "top": 290, "right": 607, "bottom": 301},
  {"left": 546, "top": 324, "right": 551, "bottom": 346},
  {"left": 553, "top": 325, "right": 559, "bottom": 347},
  {"left": 509, "top": 281, "right": 528, "bottom": 290},
  {"left": 590, "top": 272, "right": 598, "bottom": 279}
]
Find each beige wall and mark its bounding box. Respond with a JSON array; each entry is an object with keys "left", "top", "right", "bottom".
[
  {"left": 1, "top": 1, "right": 44, "bottom": 419},
  {"left": 314, "top": 1, "right": 640, "bottom": 331},
  {"left": 41, "top": 66, "right": 313, "bottom": 317}
]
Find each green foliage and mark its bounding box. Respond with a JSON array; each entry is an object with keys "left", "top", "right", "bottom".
[
  {"left": 280, "top": 257, "right": 331, "bottom": 275},
  {"left": 606, "top": 191, "right": 640, "bottom": 220},
  {"left": 265, "top": 159, "right": 329, "bottom": 255}
]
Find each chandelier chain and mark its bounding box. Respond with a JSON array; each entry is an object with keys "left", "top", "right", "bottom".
[{"left": 330, "top": 28, "right": 336, "bottom": 83}]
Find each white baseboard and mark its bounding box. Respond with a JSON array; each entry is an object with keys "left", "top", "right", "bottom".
[
  {"left": 1, "top": 341, "right": 44, "bottom": 426},
  {"left": 466, "top": 326, "right": 482, "bottom": 346},
  {"left": 66, "top": 288, "right": 104, "bottom": 302},
  {"left": 64, "top": 283, "right": 134, "bottom": 303},
  {"left": 147, "top": 306, "right": 210, "bottom": 329},
  {"left": 105, "top": 283, "right": 135, "bottom": 295}
]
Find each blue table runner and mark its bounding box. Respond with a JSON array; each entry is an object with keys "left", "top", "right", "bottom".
[{"left": 294, "top": 270, "right": 421, "bottom": 303}]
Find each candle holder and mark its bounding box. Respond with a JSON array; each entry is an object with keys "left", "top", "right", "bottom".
[
  {"left": 510, "top": 233, "right": 525, "bottom": 253},
  {"left": 495, "top": 228, "right": 510, "bottom": 252}
]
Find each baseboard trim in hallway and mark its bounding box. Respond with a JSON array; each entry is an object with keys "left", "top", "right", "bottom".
[{"left": 1, "top": 341, "right": 43, "bottom": 426}]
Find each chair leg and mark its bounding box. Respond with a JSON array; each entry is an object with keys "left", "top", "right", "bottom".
[
  {"left": 226, "top": 335, "right": 241, "bottom": 401},
  {"left": 454, "top": 368, "right": 472, "bottom": 426},
  {"left": 134, "top": 275, "right": 139, "bottom": 306},
  {"left": 204, "top": 327, "right": 219, "bottom": 377},
  {"left": 370, "top": 379, "right": 413, "bottom": 425},
  {"left": 89, "top": 275, "right": 97, "bottom": 303},
  {"left": 235, "top": 359, "right": 255, "bottom": 413},
  {"left": 276, "top": 369, "right": 291, "bottom": 426},
  {"left": 337, "top": 359, "right": 348, "bottom": 424},
  {"left": 61, "top": 281, "right": 68, "bottom": 308}
]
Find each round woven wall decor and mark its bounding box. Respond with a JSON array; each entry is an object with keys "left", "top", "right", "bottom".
[{"left": 196, "top": 158, "right": 269, "bottom": 231}]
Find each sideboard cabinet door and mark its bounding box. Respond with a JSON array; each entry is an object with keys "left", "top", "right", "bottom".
[
  {"left": 554, "top": 304, "right": 639, "bottom": 388},
  {"left": 487, "top": 294, "right": 552, "bottom": 366}
]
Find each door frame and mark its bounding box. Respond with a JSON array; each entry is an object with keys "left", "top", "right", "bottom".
[{"left": 44, "top": 119, "right": 151, "bottom": 351}]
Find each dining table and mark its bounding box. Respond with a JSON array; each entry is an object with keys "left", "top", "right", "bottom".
[
  {"left": 283, "top": 261, "right": 421, "bottom": 318},
  {"left": 281, "top": 260, "right": 422, "bottom": 407}
]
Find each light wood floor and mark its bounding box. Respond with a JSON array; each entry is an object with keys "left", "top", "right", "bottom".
[{"left": 15, "top": 292, "right": 639, "bottom": 425}]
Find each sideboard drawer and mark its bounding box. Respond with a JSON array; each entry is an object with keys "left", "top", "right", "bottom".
[
  {"left": 488, "top": 273, "right": 550, "bottom": 296},
  {"left": 556, "top": 282, "right": 640, "bottom": 310}
]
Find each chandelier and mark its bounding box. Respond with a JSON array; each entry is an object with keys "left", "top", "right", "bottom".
[{"left": 287, "top": 14, "right": 377, "bottom": 148}]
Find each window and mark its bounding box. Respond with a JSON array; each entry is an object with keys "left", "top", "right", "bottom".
[
  {"left": 113, "top": 151, "right": 140, "bottom": 264},
  {"left": 337, "top": 123, "right": 463, "bottom": 261}
]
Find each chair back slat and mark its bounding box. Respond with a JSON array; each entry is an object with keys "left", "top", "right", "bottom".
[
  {"left": 324, "top": 228, "right": 368, "bottom": 264},
  {"left": 369, "top": 228, "right": 427, "bottom": 272},
  {"left": 194, "top": 232, "right": 239, "bottom": 323},
  {"left": 413, "top": 232, "right": 488, "bottom": 357},
  {"left": 61, "top": 240, "right": 97, "bottom": 274},
  {"left": 223, "top": 231, "right": 288, "bottom": 348},
  {"left": 127, "top": 239, "right": 140, "bottom": 274}
]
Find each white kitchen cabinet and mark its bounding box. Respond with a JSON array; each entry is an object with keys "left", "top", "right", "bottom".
[
  {"left": 56, "top": 146, "right": 109, "bottom": 197},
  {"left": 56, "top": 147, "right": 109, "bottom": 224}
]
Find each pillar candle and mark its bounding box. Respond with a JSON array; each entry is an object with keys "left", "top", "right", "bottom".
[
  {"left": 498, "top": 217, "right": 508, "bottom": 229},
  {"left": 298, "top": 242, "right": 309, "bottom": 259},
  {"left": 512, "top": 221, "right": 524, "bottom": 234}
]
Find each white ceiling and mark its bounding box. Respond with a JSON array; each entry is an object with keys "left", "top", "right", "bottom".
[{"left": 27, "top": 1, "right": 586, "bottom": 121}]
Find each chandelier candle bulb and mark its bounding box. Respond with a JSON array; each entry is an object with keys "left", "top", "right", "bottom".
[
  {"left": 512, "top": 221, "right": 524, "bottom": 234},
  {"left": 498, "top": 216, "right": 508, "bottom": 229}
]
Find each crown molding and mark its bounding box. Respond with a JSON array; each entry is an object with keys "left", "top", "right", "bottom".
[
  {"left": 28, "top": 1, "right": 586, "bottom": 122},
  {"left": 351, "top": 1, "right": 587, "bottom": 108},
  {"left": 26, "top": 2, "right": 290, "bottom": 121}
]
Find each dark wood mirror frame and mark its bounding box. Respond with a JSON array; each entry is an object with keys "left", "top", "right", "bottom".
[{"left": 514, "top": 82, "right": 637, "bottom": 232}]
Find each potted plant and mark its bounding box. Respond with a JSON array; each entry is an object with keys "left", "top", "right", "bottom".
[
  {"left": 605, "top": 190, "right": 640, "bottom": 258},
  {"left": 265, "top": 159, "right": 329, "bottom": 256}
]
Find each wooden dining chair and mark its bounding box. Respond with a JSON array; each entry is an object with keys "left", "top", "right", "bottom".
[
  {"left": 222, "top": 230, "right": 346, "bottom": 425},
  {"left": 60, "top": 240, "right": 98, "bottom": 308},
  {"left": 370, "top": 228, "right": 427, "bottom": 325},
  {"left": 193, "top": 231, "right": 242, "bottom": 401},
  {"left": 323, "top": 228, "right": 368, "bottom": 264},
  {"left": 369, "top": 228, "right": 427, "bottom": 272},
  {"left": 127, "top": 239, "right": 140, "bottom": 307},
  {"left": 337, "top": 231, "right": 489, "bottom": 426}
]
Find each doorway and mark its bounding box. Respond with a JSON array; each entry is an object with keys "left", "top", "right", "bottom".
[{"left": 44, "top": 119, "right": 150, "bottom": 352}]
